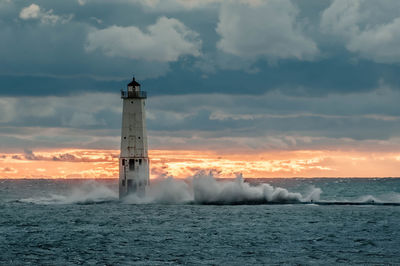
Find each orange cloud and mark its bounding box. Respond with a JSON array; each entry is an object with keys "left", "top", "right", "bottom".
[{"left": 0, "top": 149, "right": 399, "bottom": 179}]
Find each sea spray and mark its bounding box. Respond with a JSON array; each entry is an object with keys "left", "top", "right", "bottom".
[
  {"left": 19, "top": 180, "right": 117, "bottom": 204},
  {"left": 124, "top": 175, "right": 322, "bottom": 204},
  {"left": 18, "top": 176, "right": 400, "bottom": 206},
  {"left": 302, "top": 185, "right": 322, "bottom": 202},
  {"left": 192, "top": 176, "right": 321, "bottom": 204},
  {"left": 124, "top": 177, "right": 192, "bottom": 204}
]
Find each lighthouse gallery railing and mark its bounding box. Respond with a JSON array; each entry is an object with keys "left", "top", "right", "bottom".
[{"left": 121, "top": 90, "right": 147, "bottom": 99}]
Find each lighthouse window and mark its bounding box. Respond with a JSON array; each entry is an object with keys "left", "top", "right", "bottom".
[
  {"left": 131, "top": 101, "right": 133, "bottom": 104},
  {"left": 139, "top": 159, "right": 142, "bottom": 165},
  {"left": 122, "top": 180, "right": 125, "bottom": 186},
  {"left": 129, "top": 159, "right": 135, "bottom": 170},
  {"left": 122, "top": 159, "right": 125, "bottom": 166}
]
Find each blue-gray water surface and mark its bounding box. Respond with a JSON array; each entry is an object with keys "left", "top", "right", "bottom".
[{"left": 0, "top": 178, "right": 399, "bottom": 265}]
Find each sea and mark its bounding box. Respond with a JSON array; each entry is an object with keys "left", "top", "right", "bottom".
[{"left": 0, "top": 177, "right": 399, "bottom": 265}]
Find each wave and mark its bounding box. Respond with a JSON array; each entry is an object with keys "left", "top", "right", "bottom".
[
  {"left": 123, "top": 176, "right": 322, "bottom": 205},
  {"left": 18, "top": 181, "right": 118, "bottom": 205},
  {"left": 312, "top": 194, "right": 400, "bottom": 206},
  {"left": 123, "top": 176, "right": 400, "bottom": 206},
  {"left": 15, "top": 176, "right": 400, "bottom": 206}
]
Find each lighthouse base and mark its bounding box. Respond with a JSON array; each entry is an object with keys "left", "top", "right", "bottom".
[{"left": 119, "top": 157, "right": 149, "bottom": 199}]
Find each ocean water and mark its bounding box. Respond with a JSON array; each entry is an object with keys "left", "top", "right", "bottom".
[{"left": 0, "top": 177, "right": 399, "bottom": 265}]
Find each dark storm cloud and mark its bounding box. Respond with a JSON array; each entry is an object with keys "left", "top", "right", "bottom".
[
  {"left": 2, "top": 57, "right": 400, "bottom": 97},
  {"left": 2, "top": 0, "right": 400, "bottom": 152},
  {"left": 143, "top": 88, "right": 400, "bottom": 150},
  {"left": 0, "top": 75, "right": 124, "bottom": 96},
  {"left": 1, "top": 0, "right": 400, "bottom": 97},
  {"left": 2, "top": 86, "right": 400, "bottom": 152},
  {"left": 145, "top": 58, "right": 400, "bottom": 96},
  {"left": 0, "top": 0, "right": 173, "bottom": 90},
  {"left": 0, "top": 93, "right": 122, "bottom": 129}
]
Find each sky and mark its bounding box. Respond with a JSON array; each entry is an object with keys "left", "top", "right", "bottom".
[{"left": 1, "top": 0, "right": 400, "bottom": 178}]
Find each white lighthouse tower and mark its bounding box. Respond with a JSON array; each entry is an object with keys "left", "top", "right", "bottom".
[{"left": 119, "top": 77, "right": 149, "bottom": 199}]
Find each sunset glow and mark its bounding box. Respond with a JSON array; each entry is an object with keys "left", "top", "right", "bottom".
[
  {"left": 1, "top": 149, "right": 399, "bottom": 179},
  {"left": 2, "top": 1, "right": 400, "bottom": 181}
]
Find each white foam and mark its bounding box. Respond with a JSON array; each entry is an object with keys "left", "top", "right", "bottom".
[
  {"left": 124, "top": 176, "right": 322, "bottom": 204},
  {"left": 18, "top": 177, "right": 399, "bottom": 206},
  {"left": 124, "top": 177, "right": 192, "bottom": 204}
]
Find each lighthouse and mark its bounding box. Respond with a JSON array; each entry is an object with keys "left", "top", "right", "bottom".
[{"left": 119, "top": 77, "right": 149, "bottom": 199}]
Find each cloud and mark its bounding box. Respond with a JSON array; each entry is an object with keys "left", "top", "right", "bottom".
[
  {"left": 23, "top": 149, "right": 39, "bottom": 160},
  {"left": 136, "top": 0, "right": 221, "bottom": 10},
  {"left": 19, "top": 4, "right": 40, "bottom": 19},
  {"left": 85, "top": 16, "right": 202, "bottom": 62},
  {"left": 216, "top": 0, "right": 318, "bottom": 61},
  {"left": 1, "top": 167, "right": 18, "bottom": 173},
  {"left": 2, "top": 86, "right": 400, "bottom": 152},
  {"left": 0, "top": 97, "right": 17, "bottom": 123},
  {"left": 321, "top": 0, "right": 400, "bottom": 63},
  {"left": 19, "top": 4, "right": 73, "bottom": 24},
  {"left": 0, "top": 3, "right": 174, "bottom": 81},
  {"left": 19, "top": 149, "right": 112, "bottom": 163},
  {"left": 3, "top": 148, "right": 400, "bottom": 178},
  {"left": 77, "top": 0, "right": 89, "bottom": 6},
  {"left": 63, "top": 112, "right": 106, "bottom": 127},
  {"left": 4, "top": 0, "right": 399, "bottom": 92},
  {"left": 78, "top": 0, "right": 222, "bottom": 11},
  {"left": 320, "top": 0, "right": 360, "bottom": 38},
  {"left": 146, "top": 86, "right": 400, "bottom": 146},
  {"left": 346, "top": 18, "right": 400, "bottom": 63}
]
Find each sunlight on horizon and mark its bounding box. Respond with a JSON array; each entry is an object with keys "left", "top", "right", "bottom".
[{"left": 1, "top": 149, "right": 400, "bottom": 179}]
